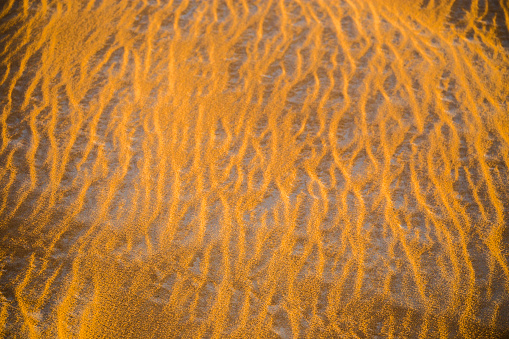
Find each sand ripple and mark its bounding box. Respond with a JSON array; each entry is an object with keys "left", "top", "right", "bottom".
[{"left": 1, "top": 0, "right": 509, "bottom": 337}]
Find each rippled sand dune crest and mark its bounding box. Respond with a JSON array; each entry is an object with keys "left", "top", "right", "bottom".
[{"left": 1, "top": 0, "right": 509, "bottom": 337}]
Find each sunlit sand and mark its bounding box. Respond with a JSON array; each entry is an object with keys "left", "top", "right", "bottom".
[{"left": 1, "top": 0, "right": 508, "bottom": 337}]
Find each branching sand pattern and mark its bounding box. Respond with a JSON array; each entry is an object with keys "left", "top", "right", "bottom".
[{"left": 1, "top": 0, "right": 509, "bottom": 337}]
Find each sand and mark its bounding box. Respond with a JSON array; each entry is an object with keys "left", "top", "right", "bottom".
[{"left": 0, "top": 0, "right": 509, "bottom": 337}]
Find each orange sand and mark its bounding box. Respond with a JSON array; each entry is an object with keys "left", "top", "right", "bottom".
[{"left": 0, "top": 0, "right": 509, "bottom": 337}]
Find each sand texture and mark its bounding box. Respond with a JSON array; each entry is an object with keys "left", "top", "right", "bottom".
[{"left": 1, "top": 0, "right": 509, "bottom": 337}]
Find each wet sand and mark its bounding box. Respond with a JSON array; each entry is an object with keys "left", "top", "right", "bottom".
[{"left": 1, "top": 0, "right": 509, "bottom": 337}]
